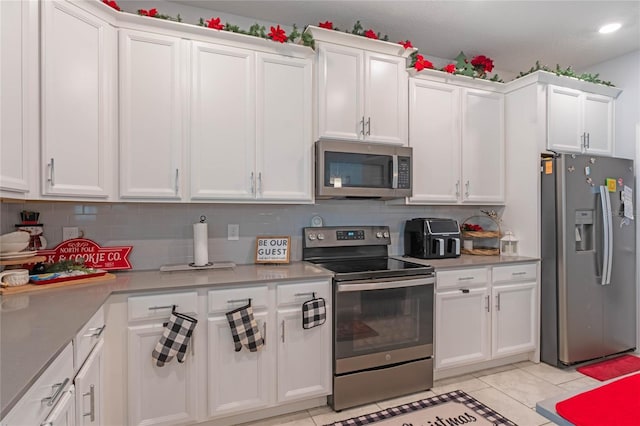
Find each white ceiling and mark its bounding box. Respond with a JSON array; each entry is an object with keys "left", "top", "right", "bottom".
[{"left": 170, "top": 0, "right": 640, "bottom": 76}]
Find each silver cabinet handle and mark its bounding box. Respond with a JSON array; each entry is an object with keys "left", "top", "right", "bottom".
[
  {"left": 360, "top": 117, "right": 365, "bottom": 136},
  {"left": 581, "top": 133, "right": 586, "bottom": 150},
  {"left": 281, "top": 320, "right": 285, "bottom": 343},
  {"left": 41, "top": 377, "right": 69, "bottom": 406},
  {"left": 250, "top": 172, "right": 255, "bottom": 195},
  {"left": 83, "top": 325, "right": 106, "bottom": 338},
  {"left": 175, "top": 168, "right": 179, "bottom": 195},
  {"left": 263, "top": 322, "right": 266, "bottom": 345},
  {"left": 83, "top": 384, "right": 95, "bottom": 422},
  {"left": 465, "top": 180, "right": 470, "bottom": 198},
  {"left": 226, "top": 298, "right": 250, "bottom": 305},
  {"left": 496, "top": 293, "right": 501, "bottom": 311},
  {"left": 148, "top": 305, "right": 176, "bottom": 311},
  {"left": 294, "top": 292, "right": 315, "bottom": 298},
  {"left": 586, "top": 133, "right": 590, "bottom": 149},
  {"left": 258, "top": 172, "right": 262, "bottom": 195},
  {"left": 455, "top": 180, "right": 460, "bottom": 197},
  {"left": 512, "top": 271, "right": 527, "bottom": 276},
  {"left": 366, "top": 117, "right": 371, "bottom": 135},
  {"left": 485, "top": 295, "right": 490, "bottom": 312},
  {"left": 457, "top": 276, "right": 474, "bottom": 281},
  {"left": 48, "top": 158, "right": 55, "bottom": 186}
]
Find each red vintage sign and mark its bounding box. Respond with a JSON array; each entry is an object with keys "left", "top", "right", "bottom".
[{"left": 37, "top": 238, "right": 132, "bottom": 270}]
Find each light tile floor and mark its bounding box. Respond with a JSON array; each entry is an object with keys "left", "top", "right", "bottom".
[{"left": 240, "top": 361, "right": 598, "bottom": 426}]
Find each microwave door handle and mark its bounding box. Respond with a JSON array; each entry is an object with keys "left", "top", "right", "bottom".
[{"left": 392, "top": 155, "right": 398, "bottom": 189}]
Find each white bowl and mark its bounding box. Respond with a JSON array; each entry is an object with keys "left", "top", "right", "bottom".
[{"left": 0, "top": 231, "right": 30, "bottom": 253}]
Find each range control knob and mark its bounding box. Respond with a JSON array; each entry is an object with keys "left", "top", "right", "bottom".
[
  {"left": 376, "top": 232, "right": 383, "bottom": 238},
  {"left": 308, "top": 233, "right": 316, "bottom": 240},
  {"left": 317, "top": 233, "right": 325, "bottom": 240},
  {"left": 383, "top": 231, "right": 390, "bottom": 238}
]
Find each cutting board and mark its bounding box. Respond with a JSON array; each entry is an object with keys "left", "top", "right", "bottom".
[{"left": 0, "top": 273, "right": 116, "bottom": 295}]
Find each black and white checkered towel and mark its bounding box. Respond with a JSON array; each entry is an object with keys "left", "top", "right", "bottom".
[
  {"left": 226, "top": 302, "right": 264, "bottom": 352},
  {"left": 151, "top": 308, "right": 198, "bottom": 367},
  {"left": 302, "top": 297, "right": 326, "bottom": 329}
]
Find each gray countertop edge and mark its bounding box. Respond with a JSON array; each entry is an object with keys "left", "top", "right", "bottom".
[
  {"left": 395, "top": 254, "right": 540, "bottom": 269},
  {"left": 0, "top": 261, "right": 333, "bottom": 419}
]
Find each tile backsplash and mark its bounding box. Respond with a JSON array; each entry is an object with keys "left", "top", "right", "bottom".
[{"left": 1, "top": 201, "right": 499, "bottom": 270}]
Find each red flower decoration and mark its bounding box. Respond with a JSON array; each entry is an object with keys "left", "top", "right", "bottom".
[
  {"left": 268, "top": 25, "right": 287, "bottom": 43},
  {"left": 102, "top": 0, "right": 120, "bottom": 11},
  {"left": 318, "top": 21, "right": 333, "bottom": 29},
  {"left": 206, "top": 17, "right": 224, "bottom": 30},
  {"left": 443, "top": 63, "right": 456, "bottom": 74},
  {"left": 471, "top": 55, "right": 494, "bottom": 73},
  {"left": 138, "top": 8, "right": 158, "bottom": 17},
  {"left": 413, "top": 54, "right": 434, "bottom": 72},
  {"left": 364, "top": 29, "right": 378, "bottom": 39},
  {"left": 398, "top": 40, "right": 413, "bottom": 49},
  {"left": 463, "top": 224, "right": 484, "bottom": 231}
]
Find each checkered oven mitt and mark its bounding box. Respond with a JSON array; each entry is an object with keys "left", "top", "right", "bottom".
[
  {"left": 152, "top": 307, "right": 198, "bottom": 367},
  {"left": 302, "top": 296, "right": 326, "bottom": 329},
  {"left": 226, "top": 301, "right": 264, "bottom": 352}
]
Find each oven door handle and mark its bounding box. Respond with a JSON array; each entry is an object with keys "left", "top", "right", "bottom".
[{"left": 337, "top": 276, "right": 434, "bottom": 292}]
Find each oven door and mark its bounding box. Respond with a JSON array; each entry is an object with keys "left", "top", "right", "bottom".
[{"left": 334, "top": 276, "right": 434, "bottom": 374}]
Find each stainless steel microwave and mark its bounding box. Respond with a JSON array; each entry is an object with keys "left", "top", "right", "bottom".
[{"left": 315, "top": 139, "right": 413, "bottom": 199}]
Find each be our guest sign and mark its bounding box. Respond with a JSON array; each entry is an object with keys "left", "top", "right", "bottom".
[{"left": 255, "top": 236, "right": 290, "bottom": 264}]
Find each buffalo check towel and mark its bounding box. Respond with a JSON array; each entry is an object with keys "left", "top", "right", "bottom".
[
  {"left": 152, "top": 308, "right": 198, "bottom": 367},
  {"left": 302, "top": 297, "right": 326, "bottom": 329},
  {"left": 226, "top": 301, "right": 264, "bottom": 352}
]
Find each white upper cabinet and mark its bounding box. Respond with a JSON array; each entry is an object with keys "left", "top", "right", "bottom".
[
  {"left": 547, "top": 84, "right": 614, "bottom": 155},
  {"left": 41, "top": 0, "right": 116, "bottom": 198},
  {"left": 0, "top": 1, "right": 37, "bottom": 196},
  {"left": 190, "top": 42, "right": 313, "bottom": 202},
  {"left": 119, "top": 29, "right": 187, "bottom": 200},
  {"left": 407, "top": 73, "right": 504, "bottom": 205},
  {"left": 317, "top": 42, "right": 408, "bottom": 145}
]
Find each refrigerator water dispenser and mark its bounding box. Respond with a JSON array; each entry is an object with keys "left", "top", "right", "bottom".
[{"left": 575, "top": 210, "right": 593, "bottom": 252}]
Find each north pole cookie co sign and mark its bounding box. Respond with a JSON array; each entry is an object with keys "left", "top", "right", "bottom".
[{"left": 38, "top": 238, "right": 132, "bottom": 270}]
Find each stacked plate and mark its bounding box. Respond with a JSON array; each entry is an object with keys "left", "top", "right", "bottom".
[{"left": 0, "top": 231, "right": 33, "bottom": 260}]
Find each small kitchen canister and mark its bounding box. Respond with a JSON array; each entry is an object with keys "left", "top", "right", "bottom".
[{"left": 500, "top": 231, "right": 519, "bottom": 257}]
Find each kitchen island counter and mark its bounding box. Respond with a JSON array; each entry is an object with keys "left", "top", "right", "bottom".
[
  {"left": 395, "top": 254, "right": 539, "bottom": 269},
  {"left": 0, "top": 262, "right": 333, "bottom": 420}
]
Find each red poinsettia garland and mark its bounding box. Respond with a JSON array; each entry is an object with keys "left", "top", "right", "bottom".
[
  {"left": 268, "top": 25, "right": 288, "bottom": 43},
  {"left": 206, "top": 17, "right": 224, "bottom": 30},
  {"left": 102, "top": 0, "right": 120, "bottom": 11}
]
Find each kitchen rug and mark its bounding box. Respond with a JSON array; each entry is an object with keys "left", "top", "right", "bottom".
[
  {"left": 324, "top": 390, "right": 516, "bottom": 426},
  {"left": 576, "top": 354, "right": 640, "bottom": 381},
  {"left": 556, "top": 372, "right": 640, "bottom": 426}
]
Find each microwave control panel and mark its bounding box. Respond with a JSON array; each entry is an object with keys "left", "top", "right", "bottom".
[{"left": 398, "top": 157, "right": 410, "bottom": 189}]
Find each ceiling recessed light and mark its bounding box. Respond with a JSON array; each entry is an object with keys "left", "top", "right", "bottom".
[{"left": 599, "top": 23, "right": 622, "bottom": 34}]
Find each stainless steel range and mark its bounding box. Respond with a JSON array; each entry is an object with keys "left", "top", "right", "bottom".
[{"left": 303, "top": 226, "right": 435, "bottom": 411}]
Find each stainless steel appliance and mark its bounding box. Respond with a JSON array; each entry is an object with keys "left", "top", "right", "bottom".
[
  {"left": 540, "top": 153, "right": 636, "bottom": 367},
  {"left": 404, "top": 218, "right": 461, "bottom": 259},
  {"left": 315, "top": 139, "right": 413, "bottom": 199},
  {"left": 303, "top": 226, "right": 434, "bottom": 411}
]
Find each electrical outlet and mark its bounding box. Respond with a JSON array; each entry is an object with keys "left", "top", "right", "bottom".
[
  {"left": 228, "top": 224, "right": 239, "bottom": 241},
  {"left": 62, "top": 227, "right": 79, "bottom": 241}
]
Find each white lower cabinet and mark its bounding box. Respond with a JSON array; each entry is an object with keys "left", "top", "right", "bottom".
[
  {"left": 434, "top": 263, "right": 538, "bottom": 371},
  {"left": 75, "top": 340, "right": 104, "bottom": 426}
]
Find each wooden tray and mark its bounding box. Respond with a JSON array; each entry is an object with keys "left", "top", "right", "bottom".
[{"left": 0, "top": 273, "right": 116, "bottom": 295}]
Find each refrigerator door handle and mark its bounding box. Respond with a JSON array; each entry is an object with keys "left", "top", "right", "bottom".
[{"left": 598, "top": 185, "right": 613, "bottom": 285}]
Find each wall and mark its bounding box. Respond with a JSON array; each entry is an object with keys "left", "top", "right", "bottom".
[
  {"left": 1, "top": 201, "right": 497, "bottom": 270},
  {"left": 582, "top": 49, "right": 640, "bottom": 160}
]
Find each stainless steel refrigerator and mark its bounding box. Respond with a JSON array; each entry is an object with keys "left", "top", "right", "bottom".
[{"left": 541, "top": 153, "right": 636, "bottom": 367}]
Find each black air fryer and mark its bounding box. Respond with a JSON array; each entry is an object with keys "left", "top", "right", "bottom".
[{"left": 404, "top": 218, "right": 461, "bottom": 259}]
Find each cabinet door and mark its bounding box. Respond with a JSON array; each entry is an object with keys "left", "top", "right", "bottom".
[
  {"left": 408, "top": 78, "right": 460, "bottom": 203},
  {"left": 435, "top": 287, "right": 490, "bottom": 370},
  {"left": 364, "top": 52, "right": 408, "bottom": 144},
  {"left": 492, "top": 282, "right": 537, "bottom": 358},
  {"left": 256, "top": 53, "right": 313, "bottom": 202},
  {"left": 190, "top": 41, "right": 255, "bottom": 200},
  {"left": 461, "top": 88, "right": 504, "bottom": 203},
  {"left": 276, "top": 308, "right": 331, "bottom": 403},
  {"left": 583, "top": 93, "right": 614, "bottom": 155},
  {"left": 207, "top": 313, "right": 272, "bottom": 418},
  {"left": 317, "top": 43, "right": 364, "bottom": 141},
  {"left": 547, "top": 85, "right": 583, "bottom": 153},
  {"left": 127, "top": 323, "right": 197, "bottom": 426},
  {"left": 41, "top": 0, "right": 115, "bottom": 198},
  {"left": 75, "top": 340, "right": 103, "bottom": 426},
  {"left": 0, "top": 0, "right": 34, "bottom": 193},
  {"left": 119, "top": 30, "right": 185, "bottom": 199}
]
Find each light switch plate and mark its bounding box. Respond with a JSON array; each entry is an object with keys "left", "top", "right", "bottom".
[
  {"left": 228, "top": 224, "right": 239, "bottom": 241},
  {"left": 62, "top": 227, "right": 79, "bottom": 241}
]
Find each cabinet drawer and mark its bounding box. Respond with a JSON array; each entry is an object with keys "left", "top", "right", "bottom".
[
  {"left": 277, "top": 280, "right": 330, "bottom": 307},
  {"left": 492, "top": 263, "right": 537, "bottom": 284},
  {"left": 436, "top": 267, "right": 488, "bottom": 290},
  {"left": 74, "top": 306, "right": 104, "bottom": 372},
  {"left": 208, "top": 285, "right": 269, "bottom": 314},
  {"left": 128, "top": 291, "right": 198, "bottom": 321},
  {"left": 3, "top": 343, "right": 74, "bottom": 425}
]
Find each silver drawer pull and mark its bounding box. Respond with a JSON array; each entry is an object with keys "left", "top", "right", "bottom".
[
  {"left": 294, "top": 292, "right": 316, "bottom": 298},
  {"left": 148, "top": 305, "right": 176, "bottom": 311},
  {"left": 457, "top": 276, "right": 475, "bottom": 281},
  {"left": 83, "top": 384, "right": 96, "bottom": 422},
  {"left": 83, "top": 325, "right": 106, "bottom": 338},
  {"left": 512, "top": 272, "right": 527, "bottom": 276},
  {"left": 227, "top": 298, "right": 250, "bottom": 305},
  {"left": 41, "top": 377, "right": 69, "bottom": 406}
]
